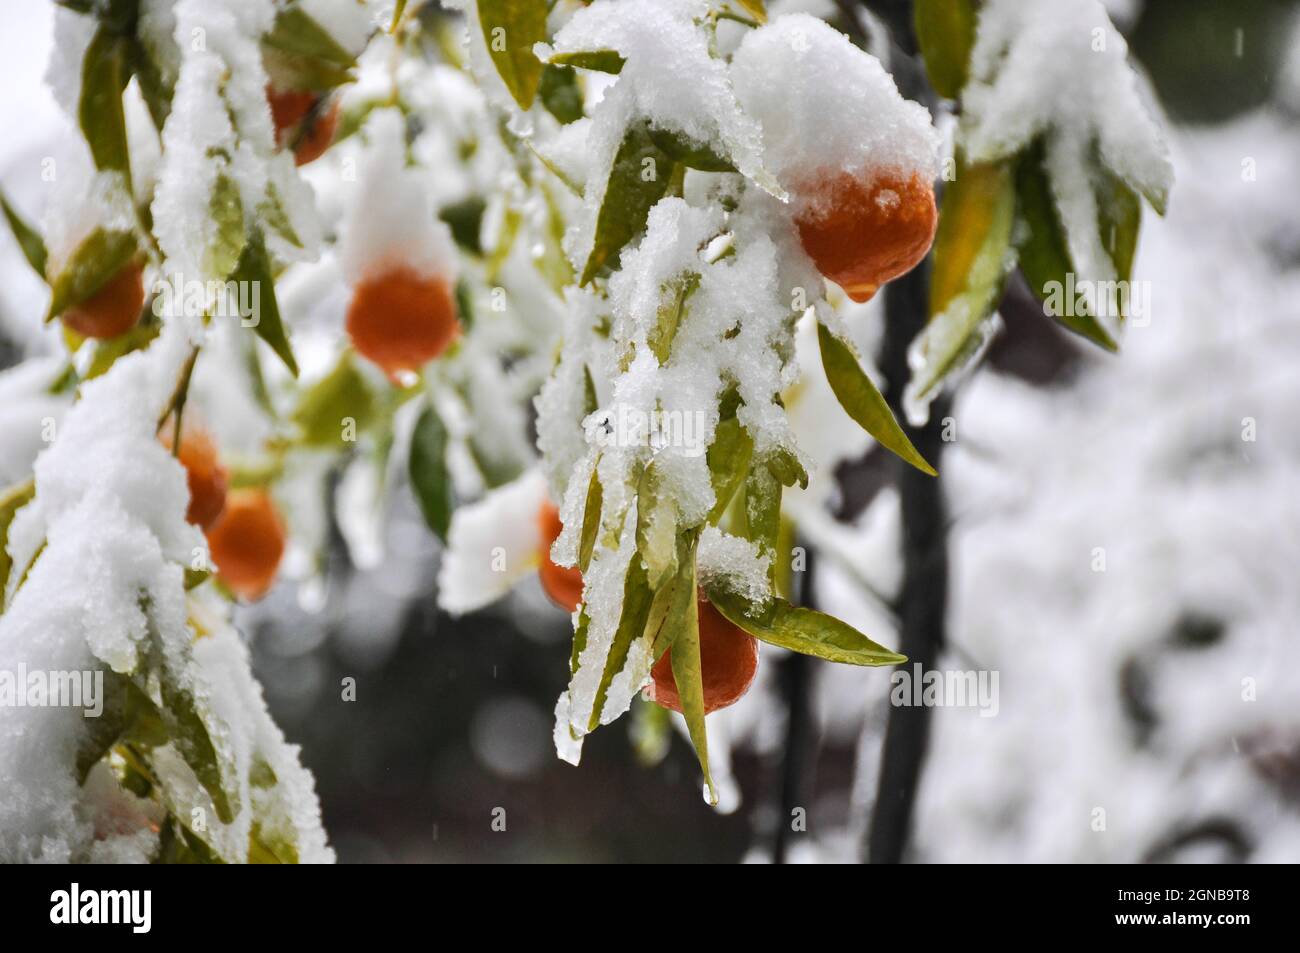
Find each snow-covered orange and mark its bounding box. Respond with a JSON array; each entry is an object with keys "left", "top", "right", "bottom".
[
  {"left": 206, "top": 489, "right": 286, "bottom": 601},
  {"left": 160, "top": 425, "right": 228, "bottom": 530},
  {"left": 345, "top": 265, "right": 460, "bottom": 380},
  {"left": 648, "top": 597, "right": 759, "bottom": 715},
  {"left": 537, "top": 500, "right": 584, "bottom": 613},
  {"left": 794, "top": 169, "right": 937, "bottom": 303},
  {"left": 60, "top": 261, "right": 144, "bottom": 339},
  {"left": 268, "top": 87, "right": 340, "bottom": 166}
]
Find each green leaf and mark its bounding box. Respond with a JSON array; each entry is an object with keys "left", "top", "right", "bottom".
[
  {"left": 207, "top": 173, "right": 247, "bottom": 281},
  {"left": 539, "top": 64, "right": 584, "bottom": 125},
  {"left": 647, "top": 272, "right": 700, "bottom": 364},
  {"left": 409, "top": 402, "right": 454, "bottom": 541},
  {"left": 440, "top": 196, "right": 487, "bottom": 255},
  {"left": 478, "top": 0, "right": 548, "bottom": 110},
  {"left": 262, "top": 4, "right": 357, "bottom": 91},
  {"left": 292, "top": 351, "right": 375, "bottom": 446},
  {"left": 1015, "top": 143, "right": 1119, "bottom": 351},
  {"left": 229, "top": 228, "right": 299, "bottom": 376},
  {"left": 817, "top": 321, "right": 935, "bottom": 476},
  {"left": 668, "top": 561, "right": 715, "bottom": 804},
  {"left": 130, "top": 34, "right": 175, "bottom": 129},
  {"left": 159, "top": 678, "right": 238, "bottom": 825},
  {"left": 587, "top": 554, "right": 655, "bottom": 732},
  {"left": 636, "top": 462, "right": 679, "bottom": 590},
  {"left": 44, "top": 227, "right": 138, "bottom": 322},
  {"left": 646, "top": 530, "right": 698, "bottom": 661},
  {"left": 907, "top": 153, "right": 1017, "bottom": 408},
  {"left": 0, "top": 479, "right": 36, "bottom": 604},
  {"left": 84, "top": 320, "right": 161, "bottom": 380},
  {"left": 569, "top": 605, "right": 590, "bottom": 676},
  {"left": 707, "top": 586, "right": 906, "bottom": 667},
  {"left": 765, "top": 445, "right": 808, "bottom": 490},
  {"left": 549, "top": 50, "right": 625, "bottom": 74},
  {"left": 706, "top": 394, "right": 753, "bottom": 525},
  {"left": 914, "top": 0, "right": 976, "bottom": 100},
  {"left": 75, "top": 672, "right": 162, "bottom": 784},
  {"left": 258, "top": 182, "right": 303, "bottom": 250},
  {"left": 740, "top": 462, "right": 781, "bottom": 577},
  {"left": 1096, "top": 163, "right": 1141, "bottom": 289},
  {"left": 580, "top": 122, "right": 676, "bottom": 285},
  {"left": 648, "top": 128, "right": 737, "bottom": 173},
  {"left": 0, "top": 190, "right": 48, "bottom": 278},
  {"left": 80, "top": 25, "right": 132, "bottom": 182},
  {"left": 578, "top": 467, "right": 602, "bottom": 575}
]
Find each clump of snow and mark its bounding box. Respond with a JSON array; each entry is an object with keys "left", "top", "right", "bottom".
[
  {"left": 0, "top": 325, "right": 331, "bottom": 863},
  {"left": 40, "top": 142, "right": 138, "bottom": 280},
  {"left": 0, "top": 358, "right": 72, "bottom": 487},
  {"left": 437, "top": 469, "right": 548, "bottom": 616},
  {"left": 151, "top": 0, "right": 321, "bottom": 285},
  {"left": 337, "top": 108, "right": 458, "bottom": 285},
  {"left": 962, "top": 0, "right": 1173, "bottom": 276},
  {"left": 552, "top": 0, "right": 779, "bottom": 271},
  {"left": 730, "top": 13, "right": 939, "bottom": 217},
  {"left": 697, "top": 525, "right": 771, "bottom": 608}
]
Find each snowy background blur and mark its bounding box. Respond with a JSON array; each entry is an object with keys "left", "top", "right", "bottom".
[{"left": 3, "top": 0, "right": 1299, "bottom": 863}]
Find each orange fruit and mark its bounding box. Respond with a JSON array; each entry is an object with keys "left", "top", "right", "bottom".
[
  {"left": 647, "top": 597, "right": 759, "bottom": 715},
  {"left": 160, "top": 425, "right": 228, "bottom": 530},
  {"left": 537, "top": 500, "right": 584, "bottom": 613},
  {"left": 794, "top": 168, "right": 937, "bottom": 303},
  {"left": 61, "top": 261, "right": 144, "bottom": 339},
  {"left": 206, "top": 489, "right": 286, "bottom": 601},
  {"left": 346, "top": 265, "right": 460, "bottom": 380},
  {"left": 267, "top": 87, "right": 340, "bottom": 166}
]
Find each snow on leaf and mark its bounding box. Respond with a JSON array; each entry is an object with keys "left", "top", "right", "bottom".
[
  {"left": 579, "top": 121, "right": 677, "bottom": 285},
  {"left": 903, "top": 154, "right": 1016, "bottom": 426},
  {"left": 962, "top": 0, "right": 1172, "bottom": 215},
  {"left": 43, "top": 227, "right": 138, "bottom": 323},
  {"left": 1015, "top": 141, "right": 1121, "bottom": 351}
]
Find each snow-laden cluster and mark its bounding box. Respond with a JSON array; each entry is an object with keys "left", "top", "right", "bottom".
[
  {"left": 0, "top": 325, "right": 331, "bottom": 862},
  {"left": 964, "top": 0, "right": 1172, "bottom": 278}
]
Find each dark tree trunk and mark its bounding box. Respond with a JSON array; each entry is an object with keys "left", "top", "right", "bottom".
[
  {"left": 772, "top": 548, "right": 817, "bottom": 864},
  {"left": 865, "top": 244, "right": 950, "bottom": 865}
]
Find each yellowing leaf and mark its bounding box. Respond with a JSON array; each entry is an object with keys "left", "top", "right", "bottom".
[{"left": 906, "top": 153, "right": 1016, "bottom": 411}]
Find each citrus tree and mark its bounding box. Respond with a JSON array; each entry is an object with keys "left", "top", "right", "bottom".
[{"left": 0, "top": 0, "right": 1169, "bottom": 862}]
